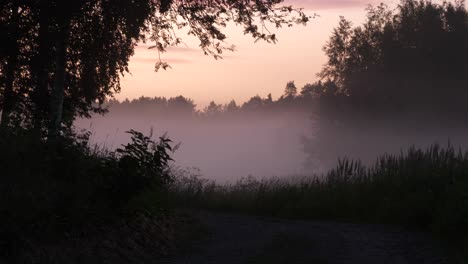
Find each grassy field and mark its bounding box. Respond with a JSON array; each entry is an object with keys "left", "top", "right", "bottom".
[{"left": 170, "top": 144, "right": 468, "bottom": 244}]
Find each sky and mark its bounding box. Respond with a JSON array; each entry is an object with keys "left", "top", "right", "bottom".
[{"left": 116, "top": 0, "right": 395, "bottom": 108}]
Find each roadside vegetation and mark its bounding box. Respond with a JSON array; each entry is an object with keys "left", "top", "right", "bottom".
[
  {"left": 170, "top": 144, "right": 468, "bottom": 245},
  {"left": 0, "top": 127, "right": 177, "bottom": 262}
]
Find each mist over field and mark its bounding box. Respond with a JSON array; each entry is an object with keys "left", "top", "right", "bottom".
[
  {"left": 75, "top": 108, "right": 312, "bottom": 182},
  {"left": 75, "top": 101, "right": 468, "bottom": 183},
  {"left": 304, "top": 114, "right": 468, "bottom": 170},
  {"left": 74, "top": 0, "right": 468, "bottom": 183}
]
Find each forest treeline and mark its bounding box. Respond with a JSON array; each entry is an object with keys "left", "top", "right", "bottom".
[
  {"left": 105, "top": 0, "right": 468, "bottom": 121},
  {"left": 104, "top": 82, "right": 314, "bottom": 118},
  {"left": 2, "top": 0, "right": 466, "bottom": 130},
  {"left": 318, "top": 0, "right": 468, "bottom": 117}
]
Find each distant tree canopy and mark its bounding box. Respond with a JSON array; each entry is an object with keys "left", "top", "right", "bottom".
[
  {"left": 319, "top": 0, "right": 468, "bottom": 114},
  {"left": 0, "top": 0, "right": 309, "bottom": 138},
  {"left": 102, "top": 89, "right": 313, "bottom": 119}
]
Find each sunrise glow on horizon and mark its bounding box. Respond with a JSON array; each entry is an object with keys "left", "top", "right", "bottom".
[{"left": 116, "top": 0, "right": 449, "bottom": 108}]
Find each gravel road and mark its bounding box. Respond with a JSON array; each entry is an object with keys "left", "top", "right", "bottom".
[{"left": 160, "top": 211, "right": 448, "bottom": 264}]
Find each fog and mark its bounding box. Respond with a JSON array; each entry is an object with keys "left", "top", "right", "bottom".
[
  {"left": 75, "top": 110, "right": 313, "bottom": 182},
  {"left": 73, "top": 0, "right": 468, "bottom": 183},
  {"left": 75, "top": 103, "right": 468, "bottom": 183},
  {"left": 304, "top": 112, "right": 468, "bottom": 171}
]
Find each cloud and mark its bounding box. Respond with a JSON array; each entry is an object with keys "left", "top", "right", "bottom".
[
  {"left": 133, "top": 44, "right": 200, "bottom": 64},
  {"left": 135, "top": 44, "right": 198, "bottom": 53},
  {"left": 165, "top": 46, "right": 199, "bottom": 53},
  {"left": 286, "top": 0, "right": 376, "bottom": 10},
  {"left": 132, "top": 57, "right": 192, "bottom": 64}
]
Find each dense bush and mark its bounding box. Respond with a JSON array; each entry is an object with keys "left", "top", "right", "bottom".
[
  {"left": 0, "top": 128, "right": 174, "bottom": 245},
  {"left": 170, "top": 144, "right": 468, "bottom": 242}
]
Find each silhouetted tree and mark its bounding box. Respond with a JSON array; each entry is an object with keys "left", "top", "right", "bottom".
[
  {"left": 300, "top": 83, "right": 318, "bottom": 98},
  {"left": 0, "top": 2, "right": 35, "bottom": 128},
  {"left": 204, "top": 101, "right": 224, "bottom": 117},
  {"left": 167, "top": 96, "right": 196, "bottom": 114},
  {"left": 319, "top": 0, "right": 468, "bottom": 113},
  {"left": 319, "top": 16, "right": 353, "bottom": 90},
  {"left": 284, "top": 81, "right": 298, "bottom": 98},
  {"left": 242, "top": 95, "right": 265, "bottom": 112},
  {"left": 225, "top": 100, "right": 240, "bottom": 113},
  {"left": 0, "top": 0, "right": 310, "bottom": 139},
  {"left": 267, "top": 93, "right": 273, "bottom": 103},
  {"left": 0, "top": 0, "right": 155, "bottom": 138}
]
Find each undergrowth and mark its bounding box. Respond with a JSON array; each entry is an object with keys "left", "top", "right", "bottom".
[
  {"left": 170, "top": 144, "right": 468, "bottom": 243},
  {"left": 0, "top": 127, "right": 175, "bottom": 259}
]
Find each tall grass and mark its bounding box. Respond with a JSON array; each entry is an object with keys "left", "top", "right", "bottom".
[{"left": 170, "top": 144, "right": 468, "bottom": 241}]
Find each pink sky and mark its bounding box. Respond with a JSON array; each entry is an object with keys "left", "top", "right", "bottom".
[{"left": 116, "top": 0, "right": 396, "bottom": 108}]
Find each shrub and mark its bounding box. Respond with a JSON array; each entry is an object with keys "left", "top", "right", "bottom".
[{"left": 0, "top": 127, "right": 175, "bottom": 244}]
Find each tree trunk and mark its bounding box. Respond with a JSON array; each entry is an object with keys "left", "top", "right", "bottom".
[
  {"left": 32, "top": 2, "right": 52, "bottom": 132},
  {"left": 0, "top": 3, "right": 19, "bottom": 128},
  {"left": 0, "top": 54, "right": 17, "bottom": 128},
  {"left": 47, "top": 26, "right": 68, "bottom": 142}
]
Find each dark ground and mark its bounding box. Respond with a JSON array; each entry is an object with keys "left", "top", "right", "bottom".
[{"left": 161, "top": 211, "right": 448, "bottom": 264}]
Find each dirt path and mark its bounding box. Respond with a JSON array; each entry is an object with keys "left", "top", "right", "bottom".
[{"left": 161, "top": 211, "right": 448, "bottom": 264}]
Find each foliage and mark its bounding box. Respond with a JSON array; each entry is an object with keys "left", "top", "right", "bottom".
[
  {"left": 170, "top": 144, "right": 468, "bottom": 243},
  {"left": 301, "top": 0, "right": 468, "bottom": 171},
  {"left": 0, "top": 127, "right": 175, "bottom": 247},
  {"left": 319, "top": 0, "right": 468, "bottom": 112},
  {"left": 0, "top": 0, "right": 310, "bottom": 136},
  {"left": 115, "top": 129, "right": 174, "bottom": 194}
]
